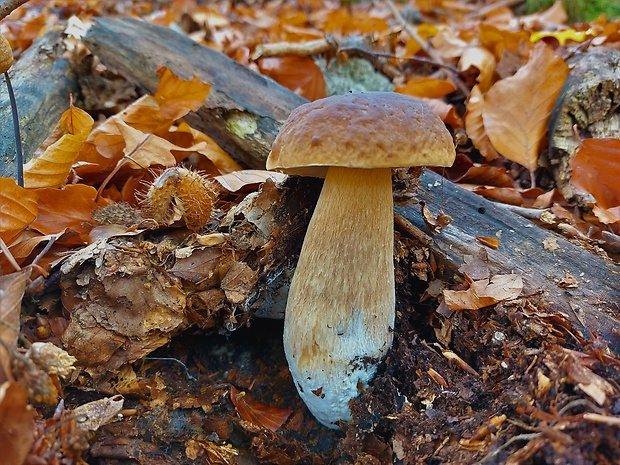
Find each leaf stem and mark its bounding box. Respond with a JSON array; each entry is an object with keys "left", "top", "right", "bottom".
[{"left": 4, "top": 71, "right": 23, "bottom": 187}]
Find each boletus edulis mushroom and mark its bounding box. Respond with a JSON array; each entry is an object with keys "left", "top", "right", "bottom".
[{"left": 267, "top": 92, "right": 455, "bottom": 429}]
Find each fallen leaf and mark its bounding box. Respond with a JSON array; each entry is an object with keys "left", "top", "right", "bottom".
[
  {"left": 476, "top": 236, "right": 500, "bottom": 249},
  {"left": 30, "top": 184, "right": 109, "bottom": 242},
  {"left": 230, "top": 385, "right": 292, "bottom": 431},
  {"left": 395, "top": 77, "right": 457, "bottom": 99},
  {"left": 570, "top": 138, "right": 620, "bottom": 211},
  {"left": 71, "top": 395, "right": 124, "bottom": 431},
  {"left": 24, "top": 104, "right": 94, "bottom": 188},
  {"left": 482, "top": 42, "right": 569, "bottom": 172},
  {"left": 443, "top": 274, "right": 523, "bottom": 310},
  {"left": 258, "top": 56, "right": 327, "bottom": 101},
  {"left": 215, "top": 170, "right": 287, "bottom": 192},
  {"left": 465, "top": 86, "right": 499, "bottom": 161},
  {"left": 0, "top": 177, "right": 38, "bottom": 244},
  {"left": 0, "top": 270, "right": 31, "bottom": 383},
  {"left": 459, "top": 46, "right": 496, "bottom": 92},
  {"left": 0, "top": 382, "right": 35, "bottom": 465}
]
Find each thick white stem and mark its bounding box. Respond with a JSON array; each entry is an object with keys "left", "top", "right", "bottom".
[{"left": 283, "top": 167, "right": 395, "bottom": 428}]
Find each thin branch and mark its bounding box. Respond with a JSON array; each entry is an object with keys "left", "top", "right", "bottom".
[{"left": 0, "top": 0, "right": 30, "bottom": 21}]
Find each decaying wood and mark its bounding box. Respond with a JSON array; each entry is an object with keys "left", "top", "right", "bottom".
[
  {"left": 83, "top": 17, "right": 307, "bottom": 170},
  {"left": 547, "top": 46, "right": 620, "bottom": 202},
  {"left": 85, "top": 17, "right": 619, "bottom": 352},
  {"left": 0, "top": 27, "right": 79, "bottom": 179}
]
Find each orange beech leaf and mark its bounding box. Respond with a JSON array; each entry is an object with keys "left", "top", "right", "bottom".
[
  {"left": 592, "top": 205, "right": 620, "bottom": 224},
  {"left": 215, "top": 170, "right": 287, "bottom": 192},
  {"left": 465, "top": 86, "right": 499, "bottom": 161},
  {"left": 24, "top": 104, "right": 94, "bottom": 188},
  {"left": 75, "top": 68, "right": 212, "bottom": 177},
  {"left": 115, "top": 120, "right": 178, "bottom": 169},
  {"left": 0, "top": 382, "right": 35, "bottom": 465},
  {"left": 395, "top": 77, "right": 457, "bottom": 99},
  {"left": 30, "top": 184, "right": 109, "bottom": 242},
  {"left": 258, "top": 56, "right": 327, "bottom": 101},
  {"left": 0, "top": 178, "right": 38, "bottom": 244},
  {"left": 155, "top": 66, "right": 212, "bottom": 121},
  {"left": 570, "top": 138, "right": 620, "bottom": 211},
  {"left": 230, "top": 385, "right": 292, "bottom": 432},
  {"left": 174, "top": 123, "right": 243, "bottom": 174},
  {"left": 443, "top": 274, "right": 523, "bottom": 311},
  {"left": 482, "top": 42, "right": 569, "bottom": 172},
  {"left": 459, "top": 46, "right": 496, "bottom": 93},
  {"left": 0, "top": 270, "right": 31, "bottom": 383},
  {"left": 476, "top": 236, "right": 500, "bottom": 249},
  {"left": 404, "top": 24, "right": 439, "bottom": 56},
  {"left": 420, "top": 98, "right": 464, "bottom": 128},
  {"left": 431, "top": 26, "right": 468, "bottom": 60},
  {"left": 321, "top": 9, "right": 390, "bottom": 35},
  {"left": 478, "top": 23, "right": 531, "bottom": 60}
]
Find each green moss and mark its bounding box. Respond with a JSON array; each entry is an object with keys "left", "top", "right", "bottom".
[{"left": 526, "top": 0, "right": 620, "bottom": 22}]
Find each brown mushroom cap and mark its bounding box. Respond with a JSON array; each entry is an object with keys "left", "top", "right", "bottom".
[{"left": 266, "top": 92, "right": 455, "bottom": 177}]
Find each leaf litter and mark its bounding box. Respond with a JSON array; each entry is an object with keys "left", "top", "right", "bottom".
[{"left": 0, "top": 0, "right": 619, "bottom": 464}]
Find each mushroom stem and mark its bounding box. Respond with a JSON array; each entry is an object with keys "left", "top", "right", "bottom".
[{"left": 284, "top": 166, "right": 395, "bottom": 428}]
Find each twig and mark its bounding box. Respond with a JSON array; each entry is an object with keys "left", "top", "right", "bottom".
[
  {"left": 0, "top": 0, "right": 30, "bottom": 21},
  {"left": 4, "top": 71, "right": 23, "bottom": 186},
  {"left": 0, "top": 236, "right": 21, "bottom": 272},
  {"left": 385, "top": 0, "right": 469, "bottom": 96}
]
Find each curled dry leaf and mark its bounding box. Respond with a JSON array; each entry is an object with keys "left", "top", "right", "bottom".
[
  {"left": 26, "top": 342, "right": 77, "bottom": 378},
  {"left": 0, "top": 269, "right": 31, "bottom": 383},
  {"left": 71, "top": 395, "right": 124, "bottom": 431},
  {"left": 475, "top": 236, "right": 500, "bottom": 249},
  {"left": 30, "top": 184, "right": 109, "bottom": 243},
  {"left": 570, "top": 138, "right": 620, "bottom": 222},
  {"left": 482, "top": 42, "right": 569, "bottom": 172},
  {"left": 459, "top": 46, "right": 496, "bottom": 93},
  {"left": 0, "top": 178, "right": 38, "bottom": 244},
  {"left": 0, "top": 382, "right": 35, "bottom": 465},
  {"left": 465, "top": 85, "right": 499, "bottom": 161},
  {"left": 443, "top": 274, "right": 523, "bottom": 311},
  {"left": 395, "top": 77, "right": 457, "bottom": 99},
  {"left": 24, "top": 104, "right": 94, "bottom": 189},
  {"left": 258, "top": 56, "right": 327, "bottom": 101},
  {"left": 214, "top": 170, "right": 287, "bottom": 192},
  {"left": 230, "top": 385, "right": 292, "bottom": 432}
]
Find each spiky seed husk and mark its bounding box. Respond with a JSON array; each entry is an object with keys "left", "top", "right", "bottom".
[
  {"left": 143, "top": 167, "right": 218, "bottom": 231},
  {"left": 0, "top": 34, "right": 13, "bottom": 73}
]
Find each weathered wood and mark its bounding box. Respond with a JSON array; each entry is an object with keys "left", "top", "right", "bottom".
[
  {"left": 84, "top": 17, "right": 307, "bottom": 170},
  {"left": 399, "top": 172, "right": 620, "bottom": 351},
  {"left": 0, "top": 28, "right": 79, "bottom": 180},
  {"left": 85, "top": 17, "right": 620, "bottom": 352}
]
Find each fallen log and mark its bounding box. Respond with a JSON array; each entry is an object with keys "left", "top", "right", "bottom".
[
  {"left": 84, "top": 17, "right": 619, "bottom": 351},
  {"left": 0, "top": 27, "right": 79, "bottom": 179}
]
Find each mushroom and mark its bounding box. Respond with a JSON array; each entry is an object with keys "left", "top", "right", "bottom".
[{"left": 266, "top": 92, "right": 455, "bottom": 428}]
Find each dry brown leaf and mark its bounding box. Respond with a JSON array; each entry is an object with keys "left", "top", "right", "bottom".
[
  {"left": 215, "top": 170, "right": 287, "bottom": 192},
  {"left": 71, "top": 395, "right": 124, "bottom": 431},
  {"left": 465, "top": 86, "right": 499, "bottom": 161},
  {"left": 258, "top": 56, "right": 327, "bottom": 101},
  {"left": 459, "top": 46, "right": 496, "bottom": 93},
  {"left": 220, "top": 261, "right": 259, "bottom": 305},
  {"left": 230, "top": 385, "right": 292, "bottom": 432},
  {"left": 570, "top": 138, "right": 620, "bottom": 220},
  {"left": 24, "top": 104, "right": 94, "bottom": 188},
  {"left": 482, "top": 42, "right": 569, "bottom": 172},
  {"left": 174, "top": 122, "right": 243, "bottom": 175},
  {"left": 154, "top": 66, "right": 212, "bottom": 121},
  {"left": 30, "top": 184, "right": 109, "bottom": 242},
  {"left": 0, "top": 178, "right": 38, "bottom": 244},
  {"left": 475, "top": 236, "right": 500, "bottom": 249},
  {"left": 443, "top": 274, "right": 523, "bottom": 310},
  {"left": 0, "top": 382, "right": 35, "bottom": 465},
  {"left": 395, "top": 77, "right": 457, "bottom": 99},
  {"left": 0, "top": 270, "right": 31, "bottom": 383}
]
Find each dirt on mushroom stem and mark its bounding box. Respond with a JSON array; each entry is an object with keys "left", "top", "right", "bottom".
[{"left": 284, "top": 166, "right": 395, "bottom": 429}]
